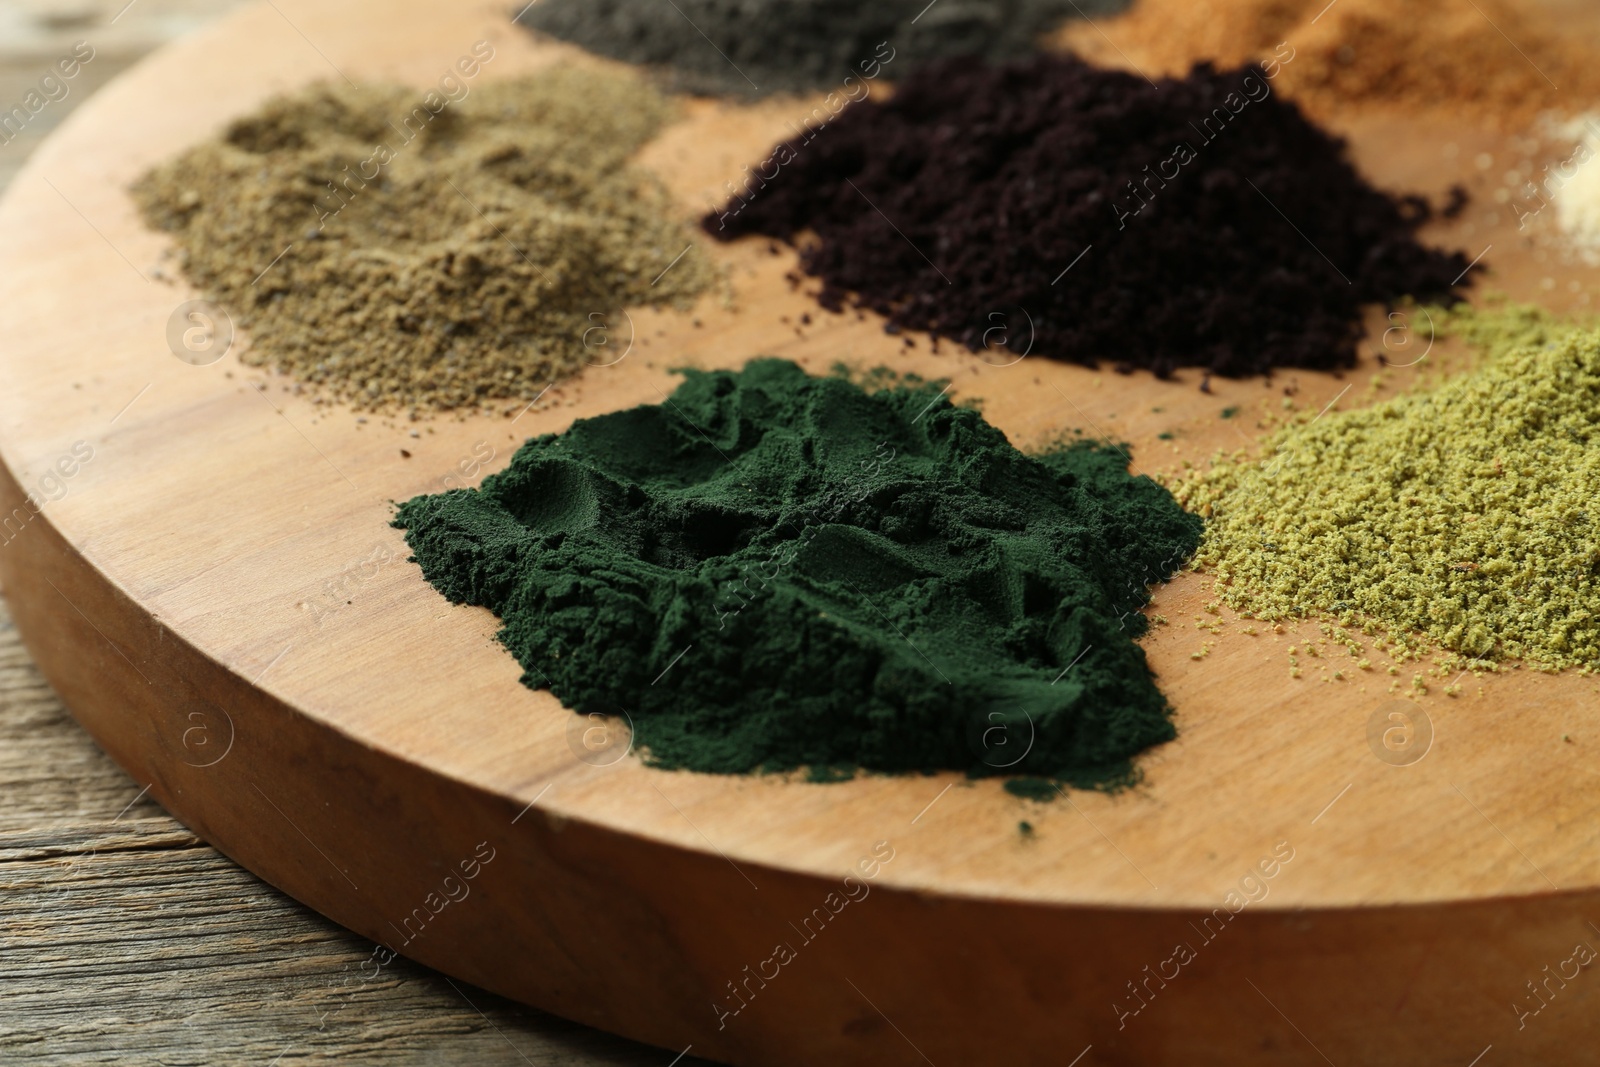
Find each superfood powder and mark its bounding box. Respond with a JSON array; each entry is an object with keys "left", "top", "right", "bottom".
[
  {"left": 134, "top": 66, "right": 715, "bottom": 413},
  {"left": 1062, "top": 0, "right": 1600, "bottom": 127},
  {"left": 1550, "top": 115, "right": 1600, "bottom": 261},
  {"left": 1179, "top": 305, "right": 1600, "bottom": 671},
  {"left": 515, "top": 0, "right": 1129, "bottom": 98},
  {"left": 395, "top": 359, "right": 1203, "bottom": 791},
  {"left": 705, "top": 55, "right": 1473, "bottom": 380}
]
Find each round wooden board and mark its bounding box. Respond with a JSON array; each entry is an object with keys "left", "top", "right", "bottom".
[{"left": 6, "top": 1, "right": 1600, "bottom": 1063}]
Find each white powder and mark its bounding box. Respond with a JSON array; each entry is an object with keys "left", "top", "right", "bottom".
[{"left": 1551, "top": 114, "right": 1600, "bottom": 261}]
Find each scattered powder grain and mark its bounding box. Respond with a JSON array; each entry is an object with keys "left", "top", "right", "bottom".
[
  {"left": 707, "top": 55, "right": 1472, "bottom": 379},
  {"left": 395, "top": 359, "right": 1203, "bottom": 791},
  {"left": 515, "top": 0, "right": 1129, "bottom": 98},
  {"left": 133, "top": 67, "right": 715, "bottom": 413},
  {"left": 1178, "top": 305, "right": 1600, "bottom": 671},
  {"left": 1063, "top": 0, "right": 1600, "bottom": 126}
]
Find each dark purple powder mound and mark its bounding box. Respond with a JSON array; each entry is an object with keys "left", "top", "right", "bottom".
[{"left": 704, "top": 54, "right": 1475, "bottom": 379}]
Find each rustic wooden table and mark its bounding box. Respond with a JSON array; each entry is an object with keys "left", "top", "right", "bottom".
[{"left": 0, "top": 3, "right": 697, "bottom": 1063}]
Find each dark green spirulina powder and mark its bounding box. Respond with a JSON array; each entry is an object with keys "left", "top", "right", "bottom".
[{"left": 395, "top": 359, "right": 1201, "bottom": 793}]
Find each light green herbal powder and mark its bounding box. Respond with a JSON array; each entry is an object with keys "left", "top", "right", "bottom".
[{"left": 1178, "top": 305, "right": 1600, "bottom": 670}]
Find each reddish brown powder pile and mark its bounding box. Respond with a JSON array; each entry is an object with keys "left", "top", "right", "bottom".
[{"left": 1061, "top": 0, "right": 1600, "bottom": 126}]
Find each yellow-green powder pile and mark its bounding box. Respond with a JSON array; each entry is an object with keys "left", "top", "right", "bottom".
[
  {"left": 133, "top": 66, "right": 715, "bottom": 412},
  {"left": 1178, "top": 305, "right": 1600, "bottom": 670}
]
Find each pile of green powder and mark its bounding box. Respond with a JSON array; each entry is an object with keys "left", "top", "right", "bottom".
[
  {"left": 1180, "top": 305, "right": 1600, "bottom": 670},
  {"left": 133, "top": 67, "right": 715, "bottom": 412},
  {"left": 395, "top": 359, "right": 1203, "bottom": 791}
]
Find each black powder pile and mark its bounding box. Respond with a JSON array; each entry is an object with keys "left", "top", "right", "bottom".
[
  {"left": 396, "top": 359, "right": 1202, "bottom": 793},
  {"left": 513, "top": 0, "right": 1128, "bottom": 98},
  {"left": 706, "top": 55, "right": 1475, "bottom": 379}
]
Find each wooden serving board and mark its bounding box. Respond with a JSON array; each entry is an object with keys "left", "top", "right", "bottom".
[{"left": 5, "top": 1, "right": 1600, "bottom": 1063}]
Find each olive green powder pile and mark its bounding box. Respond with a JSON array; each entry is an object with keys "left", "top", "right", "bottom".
[
  {"left": 396, "top": 359, "right": 1203, "bottom": 792},
  {"left": 133, "top": 67, "right": 715, "bottom": 412},
  {"left": 1180, "top": 305, "right": 1600, "bottom": 670}
]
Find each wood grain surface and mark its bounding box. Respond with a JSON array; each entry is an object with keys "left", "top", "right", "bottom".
[
  {"left": 0, "top": 593, "right": 713, "bottom": 1066},
  {"left": 8, "top": 0, "right": 1600, "bottom": 1064},
  {"left": 0, "top": 3, "right": 698, "bottom": 1063}
]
